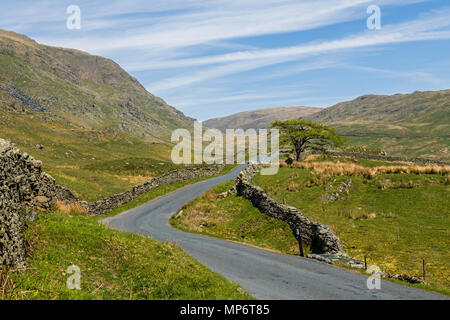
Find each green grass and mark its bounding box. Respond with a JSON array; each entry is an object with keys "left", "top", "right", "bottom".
[
  {"left": 343, "top": 136, "right": 450, "bottom": 161},
  {"left": 253, "top": 165, "right": 450, "bottom": 294},
  {"left": 170, "top": 181, "right": 308, "bottom": 256},
  {"left": 101, "top": 164, "right": 238, "bottom": 219},
  {"left": 0, "top": 110, "right": 183, "bottom": 201},
  {"left": 6, "top": 165, "right": 252, "bottom": 300},
  {"left": 6, "top": 211, "right": 252, "bottom": 300}
]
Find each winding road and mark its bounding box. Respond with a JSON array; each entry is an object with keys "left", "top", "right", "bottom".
[{"left": 102, "top": 164, "right": 445, "bottom": 300}]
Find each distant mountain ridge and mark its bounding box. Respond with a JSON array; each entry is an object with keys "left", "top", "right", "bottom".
[
  {"left": 307, "top": 90, "right": 450, "bottom": 138},
  {"left": 204, "top": 90, "right": 449, "bottom": 160},
  {"left": 307, "top": 90, "right": 450, "bottom": 160},
  {"left": 203, "top": 106, "right": 321, "bottom": 132}
]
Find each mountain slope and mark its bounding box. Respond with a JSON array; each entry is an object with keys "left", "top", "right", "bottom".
[
  {"left": 308, "top": 90, "right": 450, "bottom": 137},
  {"left": 0, "top": 29, "right": 193, "bottom": 137},
  {"left": 203, "top": 106, "right": 320, "bottom": 131},
  {"left": 306, "top": 90, "right": 450, "bottom": 160},
  {"left": 0, "top": 29, "right": 195, "bottom": 200}
]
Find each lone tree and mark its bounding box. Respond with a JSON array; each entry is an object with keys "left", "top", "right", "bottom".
[{"left": 270, "top": 120, "right": 344, "bottom": 161}]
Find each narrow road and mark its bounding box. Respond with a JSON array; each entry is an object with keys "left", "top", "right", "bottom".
[{"left": 102, "top": 164, "right": 445, "bottom": 300}]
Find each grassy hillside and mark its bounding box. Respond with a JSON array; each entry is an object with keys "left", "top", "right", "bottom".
[
  {"left": 253, "top": 156, "right": 450, "bottom": 293},
  {"left": 307, "top": 90, "right": 450, "bottom": 160},
  {"left": 0, "top": 29, "right": 198, "bottom": 200},
  {"left": 0, "top": 29, "right": 193, "bottom": 136},
  {"left": 204, "top": 106, "right": 320, "bottom": 132},
  {"left": 173, "top": 155, "right": 449, "bottom": 294}
]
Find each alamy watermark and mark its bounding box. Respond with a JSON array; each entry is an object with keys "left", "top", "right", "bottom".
[
  {"left": 366, "top": 265, "right": 382, "bottom": 290},
  {"left": 66, "top": 265, "right": 81, "bottom": 290},
  {"left": 67, "top": 5, "right": 81, "bottom": 30},
  {"left": 171, "top": 122, "right": 279, "bottom": 175},
  {"left": 367, "top": 5, "right": 381, "bottom": 30}
]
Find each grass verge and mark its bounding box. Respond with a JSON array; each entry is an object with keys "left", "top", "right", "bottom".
[
  {"left": 6, "top": 211, "right": 252, "bottom": 300},
  {"left": 6, "top": 164, "right": 253, "bottom": 300},
  {"left": 170, "top": 181, "right": 310, "bottom": 256}
]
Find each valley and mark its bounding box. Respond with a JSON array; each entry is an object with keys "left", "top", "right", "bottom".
[
  {"left": 0, "top": 29, "right": 196, "bottom": 200},
  {"left": 1, "top": 28, "right": 449, "bottom": 301}
]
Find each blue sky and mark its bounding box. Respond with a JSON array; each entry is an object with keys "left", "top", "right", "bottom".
[{"left": 1, "top": 0, "right": 450, "bottom": 120}]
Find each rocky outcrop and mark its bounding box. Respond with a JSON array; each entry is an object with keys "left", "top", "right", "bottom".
[
  {"left": 235, "top": 163, "right": 344, "bottom": 254},
  {"left": 0, "top": 83, "right": 47, "bottom": 113},
  {"left": 381, "top": 272, "right": 424, "bottom": 284}
]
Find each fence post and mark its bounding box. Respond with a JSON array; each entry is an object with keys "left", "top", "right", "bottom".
[
  {"left": 423, "top": 259, "right": 426, "bottom": 282},
  {"left": 295, "top": 228, "right": 304, "bottom": 257},
  {"left": 364, "top": 256, "right": 367, "bottom": 270}
]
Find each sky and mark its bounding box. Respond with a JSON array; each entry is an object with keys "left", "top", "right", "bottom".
[{"left": 1, "top": 0, "right": 450, "bottom": 121}]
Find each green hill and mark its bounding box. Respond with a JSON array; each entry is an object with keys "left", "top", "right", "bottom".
[
  {"left": 0, "top": 29, "right": 195, "bottom": 200},
  {"left": 306, "top": 90, "right": 450, "bottom": 160},
  {"left": 308, "top": 90, "right": 450, "bottom": 137}
]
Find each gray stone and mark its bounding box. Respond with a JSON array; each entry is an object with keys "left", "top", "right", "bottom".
[{"left": 235, "top": 163, "right": 344, "bottom": 255}]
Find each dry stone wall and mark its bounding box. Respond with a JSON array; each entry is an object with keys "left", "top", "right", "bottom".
[
  {"left": 235, "top": 163, "right": 344, "bottom": 255},
  {"left": 0, "top": 139, "right": 78, "bottom": 269},
  {"left": 88, "top": 165, "right": 225, "bottom": 215},
  {"left": 0, "top": 137, "right": 225, "bottom": 268}
]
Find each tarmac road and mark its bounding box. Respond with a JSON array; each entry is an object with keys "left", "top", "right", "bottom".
[{"left": 102, "top": 164, "right": 445, "bottom": 300}]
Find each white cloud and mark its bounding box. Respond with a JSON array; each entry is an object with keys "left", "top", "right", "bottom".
[
  {"left": 1, "top": 0, "right": 447, "bottom": 119},
  {"left": 147, "top": 8, "right": 450, "bottom": 92},
  {"left": 28, "top": 0, "right": 425, "bottom": 52}
]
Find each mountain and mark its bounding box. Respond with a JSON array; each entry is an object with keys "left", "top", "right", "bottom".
[
  {"left": 203, "top": 91, "right": 449, "bottom": 160},
  {"left": 0, "top": 29, "right": 195, "bottom": 200},
  {"left": 203, "top": 106, "right": 321, "bottom": 132},
  {"left": 307, "top": 90, "right": 450, "bottom": 138},
  {"left": 304, "top": 90, "right": 450, "bottom": 160},
  {"left": 0, "top": 29, "right": 194, "bottom": 138}
]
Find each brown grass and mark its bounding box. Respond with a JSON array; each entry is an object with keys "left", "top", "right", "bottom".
[
  {"left": 376, "top": 180, "right": 418, "bottom": 190},
  {"left": 336, "top": 209, "right": 377, "bottom": 220},
  {"left": 114, "top": 175, "right": 153, "bottom": 184},
  {"left": 303, "top": 154, "right": 322, "bottom": 161},
  {"left": 192, "top": 203, "right": 216, "bottom": 213},
  {"left": 54, "top": 200, "right": 88, "bottom": 215},
  {"left": 0, "top": 267, "right": 15, "bottom": 300},
  {"left": 281, "top": 160, "right": 450, "bottom": 180},
  {"left": 286, "top": 181, "right": 301, "bottom": 192},
  {"left": 201, "top": 190, "right": 220, "bottom": 200}
]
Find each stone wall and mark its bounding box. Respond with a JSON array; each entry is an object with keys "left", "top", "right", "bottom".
[
  {"left": 235, "top": 163, "right": 344, "bottom": 254},
  {"left": 88, "top": 165, "right": 225, "bottom": 215},
  {"left": 0, "top": 137, "right": 225, "bottom": 268},
  {"left": 0, "top": 139, "right": 78, "bottom": 269}
]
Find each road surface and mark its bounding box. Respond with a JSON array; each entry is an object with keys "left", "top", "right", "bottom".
[{"left": 102, "top": 164, "right": 445, "bottom": 300}]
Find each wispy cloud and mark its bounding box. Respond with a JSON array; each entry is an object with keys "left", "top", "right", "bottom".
[
  {"left": 27, "top": 0, "right": 425, "bottom": 51},
  {"left": 1, "top": 0, "right": 448, "bottom": 119},
  {"left": 147, "top": 8, "right": 450, "bottom": 92}
]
